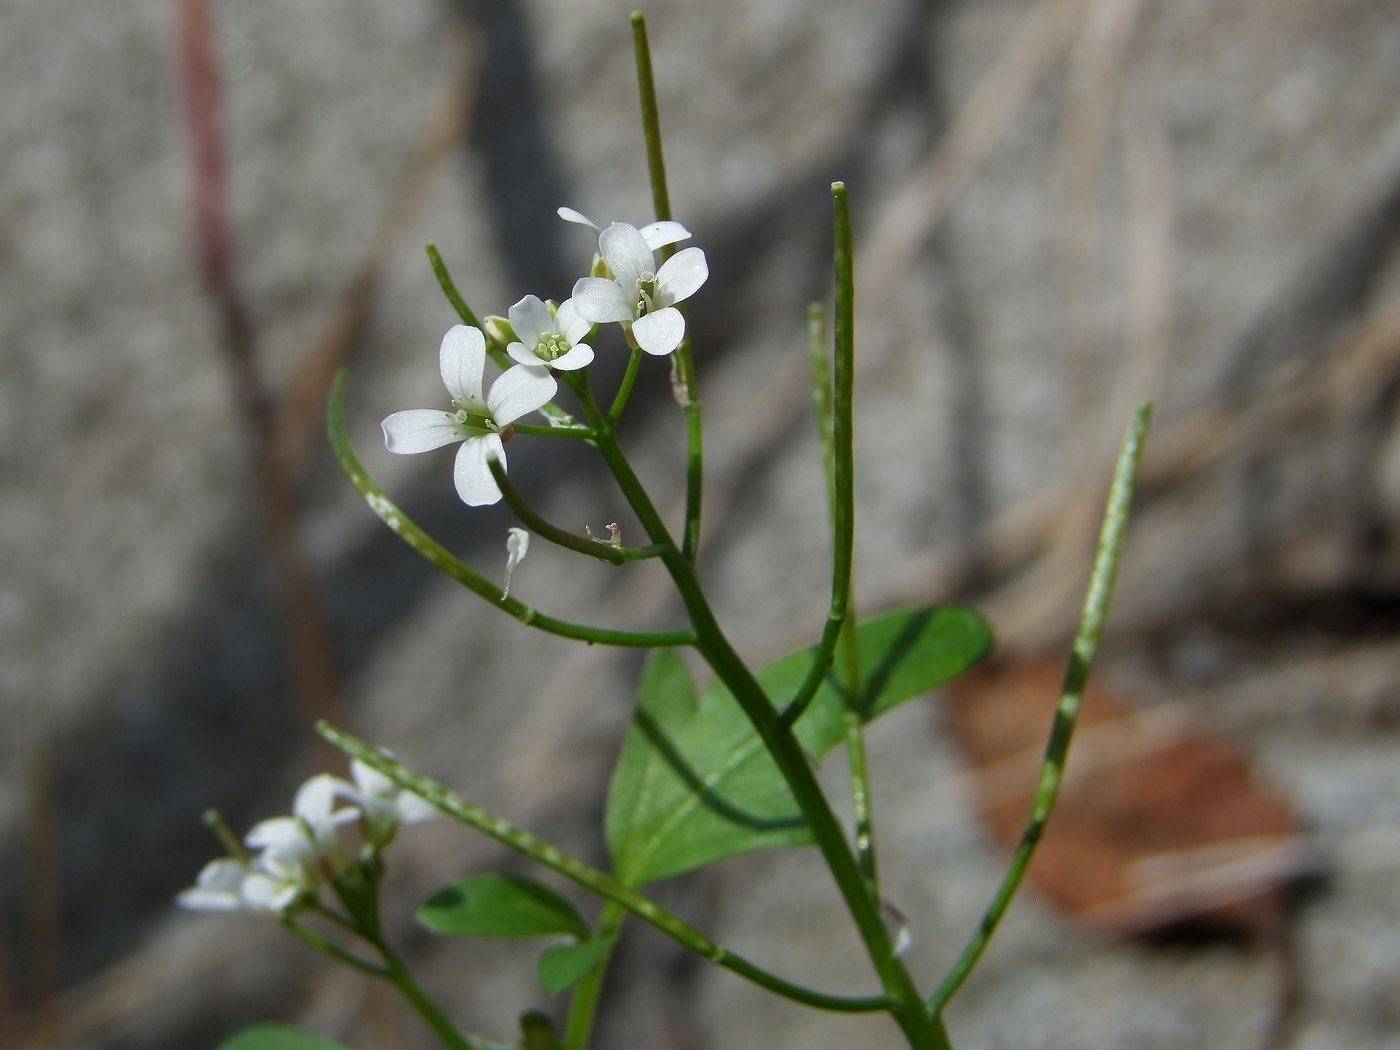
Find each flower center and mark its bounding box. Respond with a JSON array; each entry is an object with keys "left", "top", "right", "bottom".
[
  {"left": 452, "top": 406, "right": 498, "bottom": 434},
  {"left": 635, "top": 271, "right": 658, "bottom": 316},
  {"left": 533, "top": 334, "right": 570, "bottom": 361}
]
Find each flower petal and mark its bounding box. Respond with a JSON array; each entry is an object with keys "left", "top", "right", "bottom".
[
  {"left": 506, "top": 341, "right": 541, "bottom": 367},
  {"left": 294, "top": 774, "right": 349, "bottom": 825},
  {"left": 396, "top": 791, "right": 438, "bottom": 824},
  {"left": 557, "top": 206, "right": 599, "bottom": 231},
  {"left": 640, "top": 220, "right": 691, "bottom": 251},
  {"left": 488, "top": 364, "right": 557, "bottom": 425},
  {"left": 549, "top": 343, "right": 594, "bottom": 370},
  {"left": 439, "top": 324, "right": 486, "bottom": 404},
  {"left": 632, "top": 307, "right": 687, "bottom": 356},
  {"left": 351, "top": 759, "right": 394, "bottom": 800},
  {"left": 454, "top": 434, "right": 505, "bottom": 506},
  {"left": 241, "top": 872, "right": 299, "bottom": 912},
  {"left": 654, "top": 246, "right": 708, "bottom": 306},
  {"left": 382, "top": 410, "right": 461, "bottom": 454},
  {"left": 599, "top": 222, "right": 654, "bottom": 293},
  {"left": 245, "top": 817, "right": 304, "bottom": 851},
  {"left": 508, "top": 294, "right": 554, "bottom": 349},
  {"left": 570, "top": 277, "right": 633, "bottom": 323},
  {"left": 177, "top": 886, "right": 246, "bottom": 911},
  {"left": 556, "top": 298, "right": 591, "bottom": 345}
]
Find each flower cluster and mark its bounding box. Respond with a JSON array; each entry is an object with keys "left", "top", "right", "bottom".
[
  {"left": 178, "top": 761, "right": 435, "bottom": 915},
  {"left": 381, "top": 209, "right": 708, "bottom": 506}
]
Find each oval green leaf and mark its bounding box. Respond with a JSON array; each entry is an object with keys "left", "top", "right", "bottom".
[
  {"left": 417, "top": 873, "right": 589, "bottom": 939},
  {"left": 538, "top": 936, "right": 616, "bottom": 994}
]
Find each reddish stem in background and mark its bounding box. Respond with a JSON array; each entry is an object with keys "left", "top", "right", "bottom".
[{"left": 173, "top": 0, "right": 344, "bottom": 761}]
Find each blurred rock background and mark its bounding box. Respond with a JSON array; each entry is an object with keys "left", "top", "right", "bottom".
[{"left": 2, "top": 0, "right": 1400, "bottom": 1047}]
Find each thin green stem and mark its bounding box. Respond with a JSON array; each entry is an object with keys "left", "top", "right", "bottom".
[
  {"left": 609, "top": 348, "right": 645, "bottom": 424},
  {"left": 581, "top": 427, "right": 942, "bottom": 1048},
  {"left": 631, "top": 11, "right": 703, "bottom": 563},
  {"left": 426, "top": 242, "right": 482, "bottom": 330},
  {"left": 327, "top": 371, "right": 693, "bottom": 648},
  {"left": 562, "top": 901, "right": 626, "bottom": 1050},
  {"left": 377, "top": 937, "right": 480, "bottom": 1050},
  {"left": 488, "top": 457, "right": 664, "bottom": 565},
  {"left": 510, "top": 424, "right": 595, "bottom": 440},
  {"left": 929, "top": 403, "right": 1152, "bottom": 1015},
  {"left": 319, "top": 724, "right": 890, "bottom": 1015},
  {"left": 808, "top": 302, "right": 837, "bottom": 519},
  {"left": 282, "top": 916, "right": 389, "bottom": 978},
  {"left": 839, "top": 619, "right": 878, "bottom": 898}
]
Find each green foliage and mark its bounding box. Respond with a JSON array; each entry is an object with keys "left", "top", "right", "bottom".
[
  {"left": 604, "top": 607, "right": 991, "bottom": 887},
  {"left": 605, "top": 650, "right": 812, "bottom": 887},
  {"left": 518, "top": 1009, "right": 560, "bottom": 1050},
  {"left": 769, "top": 606, "right": 993, "bottom": 757},
  {"left": 218, "top": 1025, "right": 353, "bottom": 1050},
  {"left": 417, "top": 874, "right": 589, "bottom": 940},
  {"left": 537, "top": 936, "right": 616, "bottom": 994}
]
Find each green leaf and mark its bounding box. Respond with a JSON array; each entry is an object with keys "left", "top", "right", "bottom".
[
  {"left": 605, "top": 650, "right": 812, "bottom": 887},
  {"left": 537, "top": 936, "right": 616, "bottom": 994},
  {"left": 219, "top": 1024, "right": 353, "bottom": 1050},
  {"left": 758, "top": 606, "right": 993, "bottom": 757},
  {"left": 518, "top": 1010, "right": 559, "bottom": 1050},
  {"left": 417, "top": 874, "right": 589, "bottom": 939}
]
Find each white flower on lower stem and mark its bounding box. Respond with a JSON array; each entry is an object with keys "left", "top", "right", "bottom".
[
  {"left": 336, "top": 759, "right": 437, "bottom": 847},
  {"left": 381, "top": 325, "right": 557, "bottom": 506},
  {"left": 506, "top": 295, "right": 593, "bottom": 371},
  {"left": 569, "top": 221, "right": 708, "bottom": 357}
]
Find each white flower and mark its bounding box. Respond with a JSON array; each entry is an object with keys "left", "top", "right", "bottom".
[
  {"left": 506, "top": 295, "right": 594, "bottom": 371},
  {"left": 564, "top": 215, "right": 707, "bottom": 357},
  {"left": 502, "top": 527, "right": 529, "bottom": 599},
  {"left": 336, "top": 759, "right": 437, "bottom": 846},
  {"left": 381, "top": 325, "right": 557, "bottom": 506},
  {"left": 177, "top": 858, "right": 252, "bottom": 912}
]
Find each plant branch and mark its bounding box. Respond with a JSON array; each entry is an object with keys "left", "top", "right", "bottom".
[
  {"left": 487, "top": 457, "right": 664, "bottom": 565},
  {"left": 562, "top": 901, "right": 626, "bottom": 1050},
  {"left": 929, "top": 403, "right": 1152, "bottom": 1014},
  {"left": 320, "top": 725, "right": 890, "bottom": 1015},
  {"left": 327, "top": 372, "right": 693, "bottom": 648}
]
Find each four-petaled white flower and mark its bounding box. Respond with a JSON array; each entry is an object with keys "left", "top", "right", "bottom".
[
  {"left": 336, "top": 759, "right": 437, "bottom": 847},
  {"left": 565, "top": 212, "right": 708, "bottom": 356},
  {"left": 177, "top": 858, "right": 255, "bottom": 912},
  {"left": 381, "top": 325, "right": 556, "bottom": 506},
  {"left": 506, "top": 295, "right": 594, "bottom": 371}
]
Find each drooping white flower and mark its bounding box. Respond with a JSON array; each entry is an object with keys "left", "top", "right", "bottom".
[
  {"left": 571, "top": 221, "right": 708, "bottom": 356},
  {"left": 502, "top": 527, "right": 529, "bottom": 599},
  {"left": 337, "top": 759, "right": 438, "bottom": 847},
  {"left": 381, "top": 325, "right": 557, "bottom": 506},
  {"left": 506, "top": 295, "right": 594, "bottom": 371}
]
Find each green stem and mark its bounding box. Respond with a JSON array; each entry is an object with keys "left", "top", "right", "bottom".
[
  {"left": 562, "top": 901, "right": 626, "bottom": 1050},
  {"left": 488, "top": 458, "right": 664, "bottom": 565},
  {"left": 510, "top": 424, "right": 595, "bottom": 440},
  {"left": 631, "top": 11, "right": 703, "bottom": 564},
  {"left": 328, "top": 371, "right": 694, "bottom": 648},
  {"left": 282, "top": 916, "right": 389, "bottom": 978},
  {"left": 929, "top": 404, "right": 1152, "bottom": 1015},
  {"left": 377, "top": 937, "right": 480, "bottom": 1050},
  {"left": 319, "top": 724, "right": 890, "bottom": 1015},
  {"left": 609, "top": 348, "right": 645, "bottom": 424},
  {"left": 426, "top": 242, "right": 482, "bottom": 330}
]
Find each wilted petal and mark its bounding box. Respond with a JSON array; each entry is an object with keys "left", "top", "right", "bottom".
[
  {"left": 508, "top": 295, "right": 554, "bottom": 349},
  {"left": 655, "top": 246, "right": 708, "bottom": 306},
  {"left": 632, "top": 307, "right": 686, "bottom": 356},
  {"left": 556, "top": 299, "right": 591, "bottom": 345},
  {"left": 599, "top": 222, "right": 654, "bottom": 293},
  {"left": 351, "top": 760, "right": 394, "bottom": 800},
  {"left": 503, "top": 526, "right": 529, "bottom": 600},
  {"left": 488, "top": 364, "right": 556, "bottom": 425},
  {"left": 439, "top": 325, "right": 486, "bottom": 404},
  {"left": 396, "top": 791, "right": 438, "bottom": 824},
  {"left": 454, "top": 434, "right": 505, "bottom": 506},
  {"left": 382, "top": 410, "right": 461, "bottom": 454},
  {"left": 549, "top": 343, "right": 594, "bottom": 370},
  {"left": 557, "top": 206, "right": 599, "bottom": 230},
  {"left": 570, "top": 277, "right": 633, "bottom": 323},
  {"left": 640, "top": 220, "right": 691, "bottom": 251}
]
